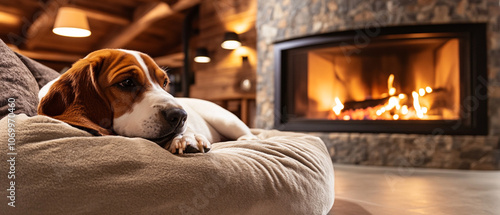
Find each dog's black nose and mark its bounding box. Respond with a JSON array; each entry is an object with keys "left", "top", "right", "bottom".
[{"left": 162, "top": 108, "right": 187, "bottom": 128}]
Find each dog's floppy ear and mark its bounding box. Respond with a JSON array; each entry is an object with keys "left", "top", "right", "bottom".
[{"left": 38, "top": 59, "right": 114, "bottom": 136}]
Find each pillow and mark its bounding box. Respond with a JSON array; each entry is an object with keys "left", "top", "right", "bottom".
[
  {"left": 0, "top": 39, "right": 39, "bottom": 118},
  {"left": 15, "top": 52, "right": 60, "bottom": 89}
]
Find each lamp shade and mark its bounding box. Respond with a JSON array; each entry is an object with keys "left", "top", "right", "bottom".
[
  {"left": 52, "top": 7, "right": 91, "bottom": 37},
  {"left": 221, "top": 32, "right": 241, "bottom": 50},
  {"left": 194, "top": 48, "right": 210, "bottom": 63}
]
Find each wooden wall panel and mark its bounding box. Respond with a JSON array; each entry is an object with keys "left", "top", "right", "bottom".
[
  {"left": 190, "top": 0, "right": 257, "bottom": 125},
  {"left": 190, "top": 0, "right": 257, "bottom": 100}
]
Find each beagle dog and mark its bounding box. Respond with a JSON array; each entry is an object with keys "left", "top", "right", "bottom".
[{"left": 38, "top": 49, "right": 254, "bottom": 154}]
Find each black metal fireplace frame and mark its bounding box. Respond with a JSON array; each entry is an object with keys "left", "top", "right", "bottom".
[{"left": 274, "top": 23, "right": 488, "bottom": 135}]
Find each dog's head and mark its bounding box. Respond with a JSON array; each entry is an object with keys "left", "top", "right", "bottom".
[{"left": 38, "top": 49, "right": 186, "bottom": 146}]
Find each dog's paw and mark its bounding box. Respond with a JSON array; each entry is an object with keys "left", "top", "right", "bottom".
[
  {"left": 168, "top": 133, "right": 211, "bottom": 154},
  {"left": 237, "top": 134, "right": 259, "bottom": 141}
]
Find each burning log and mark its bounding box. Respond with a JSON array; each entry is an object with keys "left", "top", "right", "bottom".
[
  {"left": 341, "top": 88, "right": 446, "bottom": 111},
  {"left": 343, "top": 97, "right": 390, "bottom": 110}
]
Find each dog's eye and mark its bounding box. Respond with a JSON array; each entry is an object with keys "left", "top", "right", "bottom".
[
  {"left": 163, "top": 79, "right": 168, "bottom": 88},
  {"left": 118, "top": 79, "right": 135, "bottom": 88}
]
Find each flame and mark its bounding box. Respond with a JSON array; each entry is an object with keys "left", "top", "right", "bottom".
[
  {"left": 328, "top": 74, "right": 435, "bottom": 121},
  {"left": 388, "top": 74, "right": 396, "bottom": 96},
  {"left": 412, "top": 91, "right": 424, "bottom": 119},
  {"left": 401, "top": 105, "right": 409, "bottom": 115},
  {"left": 332, "top": 97, "right": 344, "bottom": 115},
  {"left": 419, "top": 88, "right": 426, "bottom": 96},
  {"left": 385, "top": 96, "right": 399, "bottom": 110}
]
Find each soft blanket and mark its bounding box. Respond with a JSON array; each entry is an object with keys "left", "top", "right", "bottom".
[{"left": 0, "top": 114, "right": 334, "bottom": 215}]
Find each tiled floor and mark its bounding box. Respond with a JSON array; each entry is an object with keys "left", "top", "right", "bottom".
[{"left": 329, "top": 164, "right": 500, "bottom": 215}]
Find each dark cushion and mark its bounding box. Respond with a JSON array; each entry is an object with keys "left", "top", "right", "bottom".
[
  {"left": 0, "top": 39, "right": 39, "bottom": 118},
  {"left": 15, "top": 52, "right": 60, "bottom": 89}
]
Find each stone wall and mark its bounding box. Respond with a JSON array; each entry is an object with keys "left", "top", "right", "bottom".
[{"left": 256, "top": 0, "right": 500, "bottom": 169}]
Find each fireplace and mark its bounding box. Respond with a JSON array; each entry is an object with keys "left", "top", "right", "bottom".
[{"left": 274, "top": 24, "right": 487, "bottom": 135}]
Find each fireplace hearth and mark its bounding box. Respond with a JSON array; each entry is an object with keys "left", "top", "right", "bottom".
[
  {"left": 257, "top": 0, "right": 500, "bottom": 170},
  {"left": 274, "top": 24, "right": 487, "bottom": 135}
]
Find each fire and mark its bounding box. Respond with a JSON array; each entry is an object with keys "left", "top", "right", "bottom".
[
  {"left": 329, "top": 74, "right": 433, "bottom": 120},
  {"left": 388, "top": 74, "right": 396, "bottom": 96},
  {"left": 332, "top": 97, "right": 344, "bottom": 115},
  {"left": 412, "top": 91, "right": 425, "bottom": 119}
]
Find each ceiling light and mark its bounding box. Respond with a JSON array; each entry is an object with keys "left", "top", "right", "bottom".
[
  {"left": 52, "top": 7, "right": 91, "bottom": 38},
  {"left": 221, "top": 32, "right": 241, "bottom": 50},
  {"left": 194, "top": 48, "right": 210, "bottom": 63}
]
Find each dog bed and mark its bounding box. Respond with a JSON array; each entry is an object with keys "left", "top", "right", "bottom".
[{"left": 0, "top": 39, "right": 335, "bottom": 214}]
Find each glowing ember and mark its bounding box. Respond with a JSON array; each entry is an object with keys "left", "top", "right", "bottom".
[
  {"left": 328, "top": 74, "right": 435, "bottom": 120},
  {"left": 401, "top": 105, "right": 409, "bottom": 115},
  {"left": 386, "top": 97, "right": 399, "bottom": 110},
  {"left": 419, "top": 88, "right": 426, "bottom": 96}
]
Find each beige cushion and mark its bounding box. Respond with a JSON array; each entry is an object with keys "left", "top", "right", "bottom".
[{"left": 0, "top": 114, "right": 335, "bottom": 215}]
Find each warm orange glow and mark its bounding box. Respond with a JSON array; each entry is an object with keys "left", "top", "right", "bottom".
[
  {"left": 388, "top": 74, "right": 396, "bottom": 96},
  {"left": 223, "top": 46, "right": 257, "bottom": 68},
  {"left": 223, "top": 1, "right": 256, "bottom": 34},
  {"left": 308, "top": 38, "right": 460, "bottom": 121},
  {"left": 419, "top": 88, "right": 426, "bottom": 96},
  {"left": 53, "top": 7, "right": 91, "bottom": 37},
  {"left": 386, "top": 97, "right": 399, "bottom": 110},
  {"left": 332, "top": 97, "right": 344, "bottom": 115},
  {"left": 412, "top": 91, "right": 425, "bottom": 119},
  {"left": 326, "top": 73, "right": 437, "bottom": 120},
  {"left": 194, "top": 56, "right": 210, "bottom": 63},
  {"left": 0, "top": 11, "right": 20, "bottom": 26},
  {"left": 221, "top": 40, "right": 241, "bottom": 49},
  {"left": 376, "top": 110, "right": 383, "bottom": 116},
  {"left": 402, "top": 105, "right": 409, "bottom": 115}
]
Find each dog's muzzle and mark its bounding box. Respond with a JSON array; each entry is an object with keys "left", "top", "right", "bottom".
[{"left": 150, "top": 108, "right": 187, "bottom": 148}]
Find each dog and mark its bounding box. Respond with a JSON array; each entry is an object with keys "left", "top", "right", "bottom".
[{"left": 38, "top": 49, "right": 254, "bottom": 154}]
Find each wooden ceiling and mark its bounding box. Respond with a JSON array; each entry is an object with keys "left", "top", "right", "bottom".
[{"left": 0, "top": 0, "right": 200, "bottom": 70}]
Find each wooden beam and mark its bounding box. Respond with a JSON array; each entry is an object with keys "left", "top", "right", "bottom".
[
  {"left": 23, "top": 0, "right": 70, "bottom": 50},
  {"left": 154, "top": 52, "right": 184, "bottom": 68},
  {"left": 99, "top": 2, "right": 172, "bottom": 49},
  {"left": 170, "top": 0, "right": 201, "bottom": 11},
  {"left": 7, "top": 44, "right": 82, "bottom": 62},
  {"left": 72, "top": 6, "right": 130, "bottom": 25},
  {"left": 99, "top": 0, "right": 200, "bottom": 49}
]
